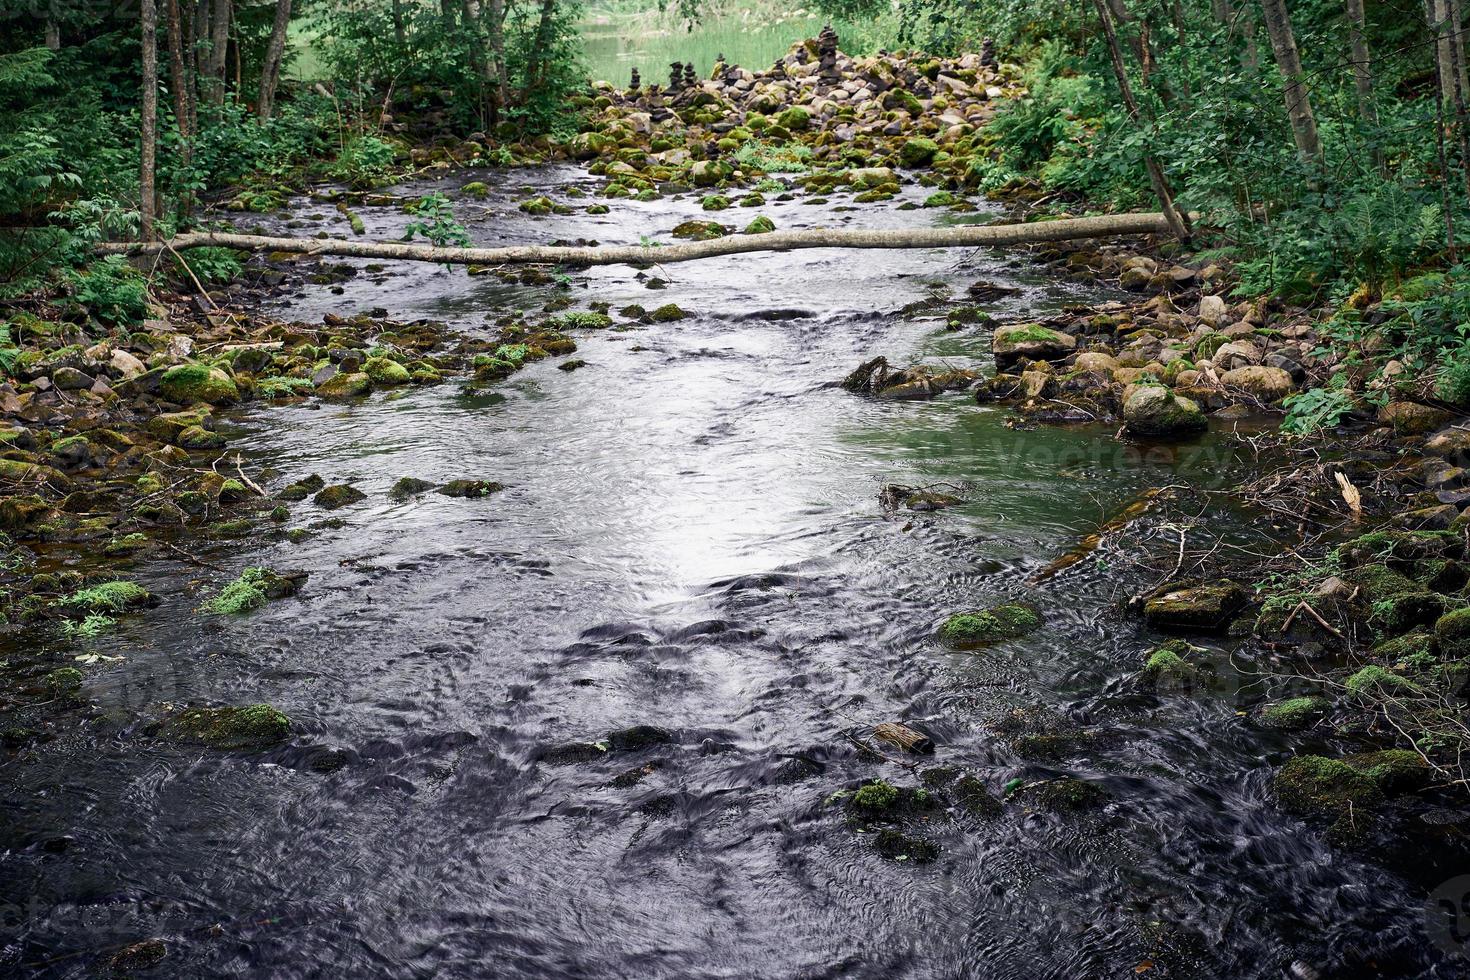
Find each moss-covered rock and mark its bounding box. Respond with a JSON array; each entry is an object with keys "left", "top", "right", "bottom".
[
  {"left": 1141, "top": 646, "right": 1198, "bottom": 687},
  {"left": 159, "top": 704, "right": 291, "bottom": 750},
  {"left": 313, "top": 484, "right": 366, "bottom": 509},
  {"left": 649, "top": 303, "right": 688, "bottom": 323},
  {"left": 1344, "top": 749, "right": 1429, "bottom": 794},
  {"left": 60, "top": 580, "right": 151, "bottom": 613},
  {"left": 278, "top": 474, "right": 325, "bottom": 501},
  {"left": 176, "top": 425, "right": 226, "bottom": 450},
  {"left": 1123, "top": 386, "right": 1208, "bottom": 439},
  {"left": 938, "top": 603, "right": 1042, "bottom": 645},
  {"left": 873, "top": 828, "right": 938, "bottom": 862},
  {"left": 899, "top": 137, "right": 939, "bottom": 167},
  {"left": 1436, "top": 606, "right": 1470, "bottom": 658},
  {"left": 776, "top": 106, "right": 811, "bottom": 131},
  {"left": 991, "top": 323, "right": 1076, "bottom": 368},
  {"left": 1258, "top": 696, "right": 1328, "bottom": 730},
  {"left": 1273, "top": 754, "right": 1384, "bottom": 816},
  {"left": 437, "top": 479, "right": 504, "bottom": 498},
  {"left": 316, "top": 371, "right": 372, "bottom": 400},
  {"left": 1344, "top": 664, "right": 1419, "bottom": 698},
  {"left": 200, "top": 567, "right": 301, "bottom": 614},
  {"left": 850, "top": 779, "right": 899, "bottom": 813},
  {"left": 1021, "top": 777, "right": 1106, "bottom": 812},
  {"left": 363, "top": 356, "right": 411, "bottom": 385},
  {"left": 1143, "top": 580, "right": 1246, "bottom": 630},
  {"left": 159, "top": 363, "right": 238, "bottom": 405},
  {"left": 954, "top": 774, "right": 1003, "bottom": 817},
  {"left": 389, "top": 476, "right": 435, "bottom": 501},
  {"left": 743, "top": 215, "right": 776, "bottom": 234}
]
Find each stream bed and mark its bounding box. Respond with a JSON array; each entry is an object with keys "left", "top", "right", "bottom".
[{"left": 1, "top": 166, "right": 1458, "bottom": 978}]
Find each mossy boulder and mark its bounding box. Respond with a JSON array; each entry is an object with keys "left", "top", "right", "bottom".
[
  {"left": 776, "top": 106, "right": 811, "bottom": 131},
  {"left": 1344, "top": 749, "right": 1429, "bottom": 794},
  {"left": 313, "top": 484, "right": 366, "bottom": 509},
  {"left": 158, "top": 363, "right": 239, "bottom": 405},
  {"left": 701, "top": 194, "right": 732, "bottom": 211},
  {"left": 873, "top": 828, "right": 938, "bottom": 862},
  {"left": 201, "top": 566, "right": 301, "bottom": 614},
  {"left": 460, "top": 180, "right": 490, "bottom": 198},
  {"left": 850, "top": 779, "right": 900, "bottom": 813},
  {"left": 672, "top": 219, "right": 727, "bottom": 241},
  {"left": 316, "top": 371, "right": 372, "bottom": 400},
  {"left": 649, "top": 304, "right": 688, "bottom": 323},
  {"left": 743, "top": 215, "right": 776, "bottom": 235},
  {"left": 1141, "top": 646, "right": 1198, "bottom": 688},
  {"left": 363, "top": 357, "right": 411, "bottom": 386},
  {"left": 389, "top": 476, "right": 435, "bottom": 501},
  {"left": 1123, "top": 386, "right": 1207, "bottom": 439},
  {"left": 176, "top": 425, "right": 226, "bottom": 450},
  {"left": 1436, "top": 606, "right": 1470, "bottom": 658},
  {"left": 954, "top": 775, "right": 1003, "bottom": 817},
  {"left": 159, "top": 704, "right": 291, "bottom": 750},
  {"left": 60, "top": 580, "right": 151, "bottom": 614},
  {"left": 922, "top": 190, "right": 957, "bottom": 208},
  {"left": 938, "top": 603, "right": 1042, "bottom": 646},
  {"left": 1344, "top": 664, "right": 1419, "bottom": 698},
  {"left": 1258, "top": 696, "right": 1328, "bottom": 730},
  {"left": 899, "top": 138, "right": 939, "bottom": 167},
  {"left": 1143, "top": 580, "right": 1246, "bottom": 630},
  {"left": 991, "top": 323, "right": 1076, "bottom": 368},
  {"left": 1273, "top": 755, "right": 1384, "bottom": 816},
  {"left": 437, "top": 479, "right": 504, "bottom": 498},
  {"left": 519, "top": 195, "right": 555, "bottom": 215},
  {"left": 1020, "top": 777, "right": 1107, "bottom": 812},
  {"left": 278, "top": 474, "right": 325, "bottom": 501}
]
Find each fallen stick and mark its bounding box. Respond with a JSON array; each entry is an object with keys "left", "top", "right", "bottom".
[{"left": 96, "top": 211, "right": 1188, "bottom": 268}]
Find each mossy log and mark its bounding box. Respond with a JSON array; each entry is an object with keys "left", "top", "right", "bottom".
[{"left": 98, "top": 212, "right": 1189, "bottom": 268}]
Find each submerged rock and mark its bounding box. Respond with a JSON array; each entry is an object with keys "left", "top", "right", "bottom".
[
  {"left": 388, "top": 477, "right": 435, "bottom": 501},
  {"left": 938, "top": 603, "right": 1042, "bottom": 645},
  {"left": 437, "top": 479, "right": 504, "bottom": 498},
  {"left": 279, "top": 474, "right": 325, "bottom": 501},
  {"left": 158, "top": 704, "right": 291, "bottom": 750}
]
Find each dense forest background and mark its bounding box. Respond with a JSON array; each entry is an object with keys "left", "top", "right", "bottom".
[{"left": 5, "top": 0, "right": 1470, "bottom": 419}]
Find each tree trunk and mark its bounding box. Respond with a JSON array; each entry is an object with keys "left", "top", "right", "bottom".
[
  {"left": 488, "top": 0, "right": 508, "bottom": 110},
  {"left": 166, "top": 0, "right": 194, "bottom": 215},
  {"left": 1259, "top": 0, "right": 1322, "bottom": 164},
  {"left": 1091, "top": 0, "right": 1191, "bottom": 241},
  {"left": 207, "top": 0, "right": 230, "bottom": 106},
  {"left": 391, "top": 0, "right": 406, "bottom": 47},
  {"left": 257, "top": 0, "right": 292, "bottom": 120},
  {"left": 1344, "top": 0, "right": 1376, "bottom": 127},
  {"left": 96, "top": 212, "right": 1197, "bottom": 266},
  {"left": 140, "top": 0, "right": 159, "bottom": 241},
  {"left": 528, "top": 0, "right": 558, "bottom": 91},
  {"left": 44, "top": 17, "right": 60, "bottom": 49}
]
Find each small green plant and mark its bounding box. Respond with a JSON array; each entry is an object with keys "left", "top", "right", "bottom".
[
  {"left": 61, "top": 580, "right": 150, "bottom": 613},
  {"left": 402, "top": 192, "right": 471, "bottom": 249},
  {"left": 201, "top": 567, "right": 279, "bottom": 614},
  {"left": 0, "top": 324, "right": 19, "bottom": 377},
  {"left": 1281, "top": 378, "right": 1358, "bottom": 435},
  {"left": 61, "top": 613, "right": 115, "bottom": 637},
  {"left": 174, "top": 246, "right": 243, "bottom": 285},
  {"left": 733, "top": 140, "right": 812, "bottom": 173}
]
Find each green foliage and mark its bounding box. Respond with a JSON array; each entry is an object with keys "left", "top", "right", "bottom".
[
  {"left": 61, "top": 580, "right": 150, "bottom": 613},
  {"left": 329, "top": 135, "right": 400, "bottom": 186},
  {"left": 175, "top": 247, "right": 244, "bottom": 286},
  {"left": 1281, "top": 376, "right": 1357, "bottom": 435},
  {"left": 402, "top": 193, "right": 471, "bottom": 248},
  {"left": 202, "top": 567, "right": 278, "bottom": 615},
  {"left": 67, "top": 258, "right": 148, "bottom": 327},
  {"left": 733, "top": 140, "right": 812, "bottom": 173}
]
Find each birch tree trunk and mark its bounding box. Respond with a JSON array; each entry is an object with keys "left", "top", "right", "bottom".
[
  {"left": 257, "top": 0, "right": 292, "bottom": 119},
  {"left": 1090, "top": 0, "right": 1191, "bottom": 241},
  {"left": 97, "top": 212, "right": 1197, "bottom": 266},
  {"left": 140, "top": 0, "right": 159, "bottom": 241},
  {"left": 1259, "top": 0, "right": 1322, "bottom": 164},
  {"left": 44, "top": 17, "right": 60, "bottom": 49}
]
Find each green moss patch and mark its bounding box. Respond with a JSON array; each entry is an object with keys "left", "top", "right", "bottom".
[
  {"left": 939, "top": 603, "right": 1042, "bottom": 646},
  {"left": 159, "top": 704, "right": 291, "bottom": 750}
]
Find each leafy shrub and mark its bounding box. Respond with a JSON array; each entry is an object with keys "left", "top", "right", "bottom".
[
  {"left": 329, "top": 135, "right": 400, "bottom": 186},
  {"left": 402, "top": 193, "right": 471, "bottom": 248},
  {"left": 68, "top": 257, "right": 149, "bottom": 326}
]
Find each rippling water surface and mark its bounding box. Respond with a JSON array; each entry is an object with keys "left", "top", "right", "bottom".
[{"left": 2, "top": 167, "right": 1459, "bottom": 978}]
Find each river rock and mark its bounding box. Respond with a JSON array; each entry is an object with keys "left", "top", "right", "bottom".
[
  {"left": 1426, "top": 425, "right": 1470, "bottom": 460},
  {"left": 110, "top": 349, "right": 147, "bottom": 378},
  {"left": 1073, "top": 351, "right": 1119, "bottom": 374},
  {"left": 1143, "top": 579, "right": 1247, "bottom": 629},
  {"left": 1379, "top": 401, "right": 1453, "bottom": 435},
  {"left": 992, "top": 324, "right": 1075, "bottom": 368},
  {"left": 1221, "top": 365, "right": 1294, "bottom": 402},
  {"left": 1122, "top": 386, "right": 1207, "bottom": 438}
]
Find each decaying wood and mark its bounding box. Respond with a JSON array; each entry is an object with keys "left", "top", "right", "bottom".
[
  {"left": 96, "top": 211, "right": 1192, "bottom": 268},
  {"left": 873, "top": 722, "right": 935, "bottom": 754},
  {"left": 1029, "top": 487, "right": 1164, "bottom": 584}
]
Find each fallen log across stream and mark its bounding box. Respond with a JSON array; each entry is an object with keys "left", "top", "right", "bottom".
[{"left": 96, "top": 211, "right": 1190, "bottom": 268}]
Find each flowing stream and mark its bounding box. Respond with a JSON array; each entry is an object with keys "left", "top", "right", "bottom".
[{"left": 1, "top": 166, "right": 1456, "bottom": 978}]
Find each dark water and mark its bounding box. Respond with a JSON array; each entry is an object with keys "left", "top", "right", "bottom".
[{"left": 2, "top": 168, "right": 1463, "bottom": 978}]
